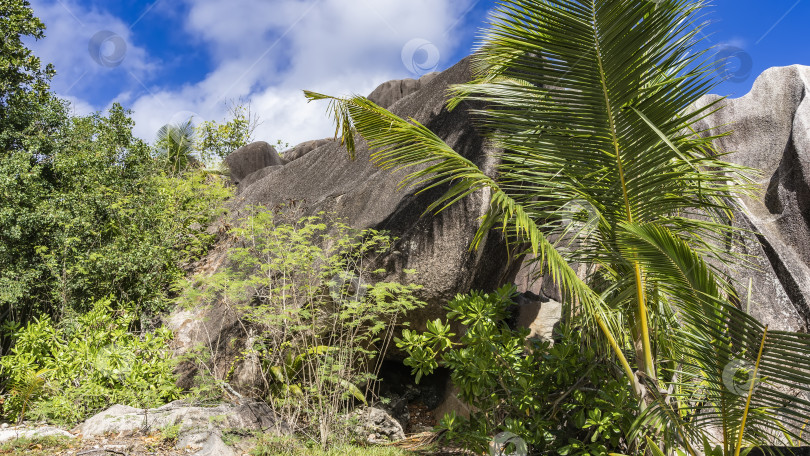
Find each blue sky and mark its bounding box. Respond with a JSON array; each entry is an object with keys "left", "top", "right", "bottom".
[{"left": 26, "top": 0, "right": 810, "bottom": 147}]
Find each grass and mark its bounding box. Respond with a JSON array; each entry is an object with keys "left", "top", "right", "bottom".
[
  {"left": 249, "top": 435, "right": 425, "bottom": 456},
  {"left": 158, "top": 422, "right": 182, "bottom": 443},
  {"left": 0, "top": 433, "right": 458, "bottom": 456},
  {"left": 0, "top": 435, "right": 73, "bottom": 455}
]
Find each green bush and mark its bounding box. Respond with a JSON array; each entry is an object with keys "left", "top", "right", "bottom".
[
  {"left": 0, "top": 103, "right": 231, "bottom": 324},
  {"left": 185, "top": 209, "right": 425, "bottom": 447},
  {"left": 194, "top": 102, "right": 259, "bottom": 165},
  {"left": 0, "top": 298, "right": 181, "bottom": 425},
  {"left": 396, "top": 285, "right": 636, "bottom": 455}
]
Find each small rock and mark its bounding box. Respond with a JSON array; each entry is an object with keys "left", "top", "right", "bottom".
[
  {"left": 353, "top": 407, "right": 405, "bottom": 443},
  {"left": 0, "top": 426, "right": 74, "bottom": 443}
]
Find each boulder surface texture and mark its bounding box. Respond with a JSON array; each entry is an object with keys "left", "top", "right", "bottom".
[
  {"left": 171, "top": 57, "right": 519, "bottom": 395},
  {"left": 695, "top": 65, "right": 810, "bottom": 332},
  {"left": 77, "top": 401, "right": 288, "bottom": 456}
]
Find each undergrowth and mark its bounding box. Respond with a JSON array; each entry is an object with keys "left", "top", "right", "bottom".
[{"left": 0, "top": 298, "right": 180, "bottom": 425}]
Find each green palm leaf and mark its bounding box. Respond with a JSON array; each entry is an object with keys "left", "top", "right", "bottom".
[
  {"left": 303, "top": 90, "right": 637, "bottom": 391},
  {"left": 156, "top": 120, "right": 197, "bottom": 174},
  {"left": 622, "top": 222, "right": 810, "bottom": 453},
  {"left": 306, "top": 0, "right": 780, "bottom": 451}
]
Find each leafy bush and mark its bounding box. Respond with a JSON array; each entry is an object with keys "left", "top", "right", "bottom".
[
  {"left": 194, "top": 102, "right": 259, "bottom": 165},
  {"left": 0, "top": 298, "right": 181, "bottom": 425},
  {"left": 185, "top": 209, "right": 425, "bottom": 447},
  {"left": 396, "top": 285, "right": 636, "bottom": 455},
  {"left": 0, "top": 103, "right": 231, "bottom": 325}
]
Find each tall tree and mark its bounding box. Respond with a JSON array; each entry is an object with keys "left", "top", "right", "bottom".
[
  {"left": 0, "top": 2, "right": 229, "bottom": 328},
  {"left": 0, "top": 0, "right": 61, "bottom": 154}
]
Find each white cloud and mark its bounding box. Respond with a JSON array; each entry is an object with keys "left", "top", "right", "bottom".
[
  {"left": 62, "top": 95, "right": 95, "bottom": 117},
  {"left": 718, "top": 37, "right": 749, "bottom": 50},
  {"left": 27, "top": 0, "right": 155, "bottom": 100},
  {"left": 30, "top": 0, "right": 477, "bottom": 147}
]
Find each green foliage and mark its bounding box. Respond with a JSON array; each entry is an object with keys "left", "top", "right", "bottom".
[
  {"left": 0, "top": 0, "right": 59, "bottom": 154},
  {"left": 155, "top": 119, "right": 198, "bottom": 175},
  {"left": 307, "top": 0, "right": 810, "bottom": 452},
  {"left": 0, "top": 298, "right": 181, "bottom": 425},
  {"left": 0, "top": 0, "right": 227, "bottom": 431},
  {"left": 397, "top": 285, "right": 635, "bottom": 455},
  {"left": 185, "top": 210, "right": 425, "bottom": 447},
  {"left": 248, "top": 434, "right": 415, "bottom": 456},
  {"left": 159, "top": 423, "right": 183, "bottom": 443},
  {"left": 195, "top": 102, "right": 258, "bottom": 164},
  {"left": 0, "top": 435, "right": 73, "bottom": 455},
  {"left": 1, "top": 3, "right": 230, "bottom": 326},
  {"left": 4, "top": 367, "right": 51, "bottom": 425},
  {"left": 0, "top": 103, "right": 231, "bottom": 324}
]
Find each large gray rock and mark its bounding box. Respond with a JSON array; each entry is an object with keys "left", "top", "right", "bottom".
[
  {"left": 224, "top": 141, "right": 287, "bottom": 185},
  {"left": 351, "top": 407, "right": 405, "bottom": 443},
  {"left": 76, "top": 401, "right": 288, "bottom": 456},
  {"left": 175, "top": 61, "right": 810, "bottom": 400},
  {"left": 282, "top": 138, "right": 332, "bottom": 162},
  {"left": 367, "top": 72, "right": 439, "bottom": 109},
  {"left": 513, "top": 66, "right": 810, "bottom": 333},
  {"left": 0, "top": 426, "right": 73, "bottom": 443},
  {"left": 229, "top": 58, "right": 513, "bottom": 318},
  {"left": 171, "top": 57, "right": 519, "bottom": 396},
  {"left": 694, "top": 65, "right": 810, "bottom": 331},
  {"left": 514, "top": 292, "right": 562, "bottom": 341}
]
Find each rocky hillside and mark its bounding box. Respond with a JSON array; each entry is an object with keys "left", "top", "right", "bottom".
[{"left": 169, "top": 59, "right": 810, "bottom": 398}]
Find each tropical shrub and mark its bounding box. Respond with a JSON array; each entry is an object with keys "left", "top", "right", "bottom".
[
  {"left": 194, "top": 102, "right": 259, "bottom": 165},
  {"left": 0, "top": 298, "right": 180, "bottom": 425},
  {"left": 397, "top": 285, "right": 635, "bottom": 455},
  {"left": 0, "top": 103, "right": 231, "bottom": 326},
  {"left": 308, "top": 0, "right": 810, "bottom": 453},
  {"left": 184, "top": 209, "right": 426, "bottom": 447},
  {"left": 1, "top": 1, "right": 232, "bottom": 327}
]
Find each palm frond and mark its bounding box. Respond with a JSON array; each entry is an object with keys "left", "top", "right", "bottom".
[
  {"left": 307, "top": 0, "right": 780, "bottom": 450},
  {"left": 621, "top": 222, "right": 810, "bottom": 452},
  {"left": 304, "top": 90, "right": 638, "bottom": 391},
  {"left": 156, "top": 120, "right": 197, "bottom": 173}
]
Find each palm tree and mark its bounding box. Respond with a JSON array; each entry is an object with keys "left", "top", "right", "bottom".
[
  {"left": 155, "top": 120, "right": 198, "bottom": 175},
  {"left": 307, "top": 0, "right": 810, "bottom": 453}
]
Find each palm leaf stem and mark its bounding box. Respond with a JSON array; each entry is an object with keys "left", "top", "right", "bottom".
[
  {"left": 734, "top": 326, "right": 768, "bottom": 456},
  {"left": 589, "top": 0, "right": 654, "bottom": 381}
]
